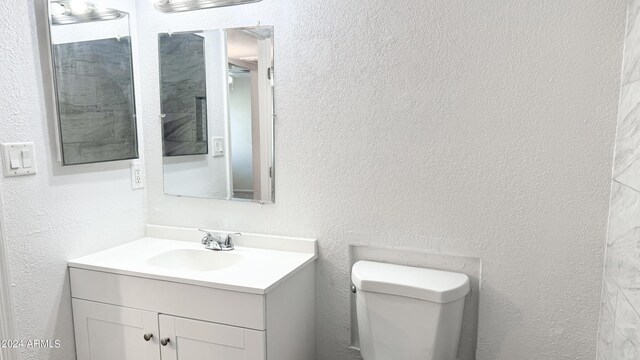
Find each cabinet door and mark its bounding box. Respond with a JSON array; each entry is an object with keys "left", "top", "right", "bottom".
[
  {"left": 73, "top": 299, "right": 160, "bottom": 360},
  {"left": 159, "top": 315, "right": 265, "bottom": 360}
]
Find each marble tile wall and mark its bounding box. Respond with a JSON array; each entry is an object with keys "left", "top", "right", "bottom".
[
  {"left": 53, "top": 37, "right": 138, "bottom": 165},
  {"left": 159, "top": 33, "right": 208, "bottom": 156},
  {"left": 598, "top": 1, "right": 640, "bottom": 358}
]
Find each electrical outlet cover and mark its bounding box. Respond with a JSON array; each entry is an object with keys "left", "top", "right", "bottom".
[{"left": 131, "top": 161, "right": 145, "bottom": 189}]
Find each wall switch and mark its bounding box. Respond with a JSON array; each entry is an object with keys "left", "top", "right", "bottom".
[
  {"left": 131, "top": 160, "right": 145, "bottom": 189},
  {"left": 21, "top": 150, "right": 33, "bottom": 168},
  {"left": 9, "top": 151, "right": 20, "bottom": 169},
  {"left": 212, "top": 137, "right": 225, "bottom": 157},
  {"left": 1, "top": 142, "right": 36, "bottom": 177}
]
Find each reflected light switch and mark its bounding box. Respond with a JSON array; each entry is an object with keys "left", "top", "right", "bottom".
[{"left": 212, "top": 137, "right": 225, "bottom": 157}]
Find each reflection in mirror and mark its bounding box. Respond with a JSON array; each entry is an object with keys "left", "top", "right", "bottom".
[
  {"left": 48, "top": 1, "right": 139, "bottom": 165},
  {"left": 160, "top": 33, "right": 208, "bottom": 156},
  {"left": 160, "top": 26, "right": 274, "bottom": 203},
  {"left": 153, "top": 0, "right": 263, "bottom": 13}
]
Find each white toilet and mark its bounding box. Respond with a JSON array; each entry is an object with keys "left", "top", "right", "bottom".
[{"left": 351, "top": 261, "right": 470, "bottom": 360}]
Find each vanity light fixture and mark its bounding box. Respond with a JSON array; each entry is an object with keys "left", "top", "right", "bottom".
[
  {"left": 49, "top": 0, "right": 125, "bottom": 25},
  {"left": 153, "top": 0, "right": 262, "bottom": 13},
  {"left": 49, "top": 2, "right": 68, "bottom": 16},
  {"left": 69, "top": 0, "right": 88, "bottom": 15}
]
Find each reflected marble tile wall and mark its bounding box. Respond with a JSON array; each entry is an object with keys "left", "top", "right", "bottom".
[
  {"left": 54, "top": 37, "right": 137, "bottom": 165},
  {"left": 159, "top": 33, "right": 208, "bottom": 156}
]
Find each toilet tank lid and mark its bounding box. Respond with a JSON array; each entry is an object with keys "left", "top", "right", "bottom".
[{"left": 351, "top": 261, "right": 470, "bottom": 303}]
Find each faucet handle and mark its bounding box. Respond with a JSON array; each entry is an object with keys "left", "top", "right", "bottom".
[
  {"left": 197, "top": 229, "right": 212, "bottom": 236},
  {"left": 198, "top": 229, "right": 212, "bottom": 245},
  {"left": 224, "top": 232, "right": 241, "bottom": 245}
]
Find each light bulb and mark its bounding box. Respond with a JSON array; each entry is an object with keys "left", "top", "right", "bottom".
[
  {"left": 69, "top": 0, "right": 88, "bottom": 14},
  {"left": 50, "top": 3, "right": 67, "bottom": 15}
]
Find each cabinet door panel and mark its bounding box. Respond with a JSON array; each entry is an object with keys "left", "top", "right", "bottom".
[
  {"left": 73, "top": 299, "right": 160, "bottom": 360},
  {"left": 159, "top": 315, "right": 265, "bottom": 360}
]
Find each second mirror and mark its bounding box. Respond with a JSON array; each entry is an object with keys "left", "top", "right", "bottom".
[{"left": 159, "top": 26, "right": 274, "bottom": 203}]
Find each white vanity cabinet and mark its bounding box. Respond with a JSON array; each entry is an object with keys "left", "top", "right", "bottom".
[
  {"left": 68, "top": 230, "right": 317, "bottom": 360},
  {"left": 72, "top": 299, "right": 266, "bottom": 360},
  {"left": 72, "top": 299, "right": 160, "bottom": 360},
  {"left": 158, "top": 315, "right": 265, "bottom": 360}
]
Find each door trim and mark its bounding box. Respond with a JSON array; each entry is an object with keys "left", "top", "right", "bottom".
[{"left": 0, "top": 215, "right": 16, "bottom": 360}]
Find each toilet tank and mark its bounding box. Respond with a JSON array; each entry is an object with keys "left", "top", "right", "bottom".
[{"left": 351, "top": 261, "right": 470, "bottom": 360}]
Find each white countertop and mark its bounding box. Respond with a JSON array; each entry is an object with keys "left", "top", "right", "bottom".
[{"left": 68, "top": 235, "right": 317, "bottom": 295}]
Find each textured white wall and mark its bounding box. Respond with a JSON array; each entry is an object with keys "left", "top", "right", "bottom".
[
  {"left": 0, "top": 1, "right": 146, "bottom": 359},
  {"left": 138, "top": 1, "right": 627, "bottom": 359},
  {"left": 0, "top": 0, "right": 628, "bottom": 360}
]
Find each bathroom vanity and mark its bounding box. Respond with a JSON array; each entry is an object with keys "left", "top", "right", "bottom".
[{"left": 68, "top": 226, "right": 316, "bottom": 360}]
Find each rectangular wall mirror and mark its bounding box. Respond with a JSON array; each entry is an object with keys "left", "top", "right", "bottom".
[
  {"left": 47, "top": 1, "right": 139, "bottom": 165},
  {"left": 160, "top": 26, "right": 274, "bottom": 203}
]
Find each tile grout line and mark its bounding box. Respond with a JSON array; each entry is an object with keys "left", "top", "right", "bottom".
[
  {"left": 617, "top": 284, "right": 640, "bottom": 320},
  {"left": 612, "top": 178, "right": 640, "bottom": 195}
]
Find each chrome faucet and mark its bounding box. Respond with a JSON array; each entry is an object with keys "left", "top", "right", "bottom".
[{"left": 198, "top": 229, "right": 240, "bottom": 251}]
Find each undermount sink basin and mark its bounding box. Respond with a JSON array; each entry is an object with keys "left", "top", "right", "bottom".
[{"left": 146, "top": 249, "right": 244, "bottom": 272}]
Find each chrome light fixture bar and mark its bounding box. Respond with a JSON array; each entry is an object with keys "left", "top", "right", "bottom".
[
  {"left": 50, "top": 0, "right": 125, "bottom": 25},
  {"left": 154, "top": 0, "right": 263, "bottom": 13}
]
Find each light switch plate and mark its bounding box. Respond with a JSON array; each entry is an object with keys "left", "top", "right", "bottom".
[
  {"left": 212, "top": 137, "right": 225, "bottom": 157},
  {"left": 1, "top": 142, "right": 36, "bottom": 177}
]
